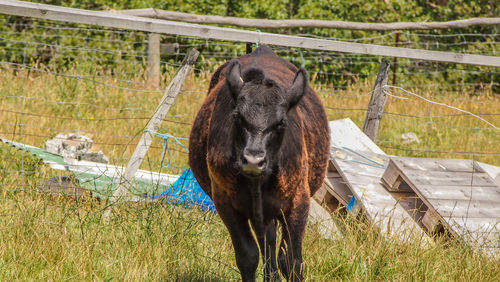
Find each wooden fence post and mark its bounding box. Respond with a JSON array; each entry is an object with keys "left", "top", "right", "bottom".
[
  {"left": 160, "top": 42, "right": 179, "bottom": 55},
  {"left": 103, "top": 48, "right": 200, "bottom": 220},
  {"left": 362, "top": 61, "right": 390, "bottom": 141},
  {"left": 147, "top": 33, "right": 161, "bottom": 88},
  {"left": 246, "top": 42, "right": 253, "bottom": 54},
  {"left": 392, "top": 32, "right": 400, "bottom": 85}
]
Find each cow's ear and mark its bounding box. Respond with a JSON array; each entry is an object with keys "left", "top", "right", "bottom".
[
  {"left": 286, "top": 68, "right": 308, "bottom": 109},
  {"left": 226, "top": 60, "right": 243, "bottom": 100}
]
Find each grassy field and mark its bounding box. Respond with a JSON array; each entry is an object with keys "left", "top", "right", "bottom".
[
  {"left": 0, "top": 189, "right": 499, "bottom": 280},
  {"left": 0, "top": 62, "right": 499, "bottom": 280}
]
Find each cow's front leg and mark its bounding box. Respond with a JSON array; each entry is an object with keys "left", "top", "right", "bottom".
[
  {"left": 252, "top": 220, "right": 280, "bottom": 281},
  {"left": 216, "top": 201, "right": 259, "bottom": 282},
  {"left": 278, "top": 197, "right": 309, "bottom": 282}
]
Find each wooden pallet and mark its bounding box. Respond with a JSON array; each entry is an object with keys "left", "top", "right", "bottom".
[
  {"left": 318, "top": 118, "right": 429, "bottom": 241},
  {"left": 331, "top": 148, "right": 429, "bottom": 240},
  {"left": 314, "top": 161, "right": 352, "bottom": 212},
  {"left": 382, "top": 157, "right": 500, "bottom": 255}
]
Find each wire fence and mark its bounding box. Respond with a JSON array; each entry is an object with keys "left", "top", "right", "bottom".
[
  {"left": 0, "top": 13, "right": 498, "bottom": 280},
  {"left": 0, "top": 16, "right": 499, "bottom": 193}
]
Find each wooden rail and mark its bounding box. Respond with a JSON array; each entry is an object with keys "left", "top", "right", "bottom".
[
  {"left": 0, "top": 1, "right": 499, "bottom": 67},
  {"left": 118, "top": 8, "right": 500, "bottom": 31}
]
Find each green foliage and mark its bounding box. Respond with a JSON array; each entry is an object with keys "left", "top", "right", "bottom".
[{"left": 0, "top": 0, "right": 497, "bottom": 92}]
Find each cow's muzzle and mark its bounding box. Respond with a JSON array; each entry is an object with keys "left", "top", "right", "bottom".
[{"left": 241, "top": 150, "right": 267, "bottom": 176}]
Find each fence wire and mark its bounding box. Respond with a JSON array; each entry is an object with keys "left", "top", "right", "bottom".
[
  {"left": 0, "top": 14, "right": 498, "bottom": 280},
  {"left": 0, "top": 17, "right": 499, "bottom": 190}
]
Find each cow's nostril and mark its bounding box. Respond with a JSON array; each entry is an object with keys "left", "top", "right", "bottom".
[{"left": 258, "top": 160, "right": 266, "bottom": 168}]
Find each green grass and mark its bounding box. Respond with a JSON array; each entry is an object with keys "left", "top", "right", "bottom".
[{"left": 0, "top": 62, "right": 499, "bottom": 280}]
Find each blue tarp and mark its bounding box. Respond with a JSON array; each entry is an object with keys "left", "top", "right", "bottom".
[{"left": 154, "top": 170, "right": 216, "bottom": 213}]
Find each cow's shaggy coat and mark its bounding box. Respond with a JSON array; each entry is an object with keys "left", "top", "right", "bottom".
[{"left": 189, "top": 45, "right": 330, "bottom": 281}]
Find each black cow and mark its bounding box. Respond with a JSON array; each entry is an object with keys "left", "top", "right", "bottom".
[{"left": 189, "top": 45, "right": 330, "bottom": 281}]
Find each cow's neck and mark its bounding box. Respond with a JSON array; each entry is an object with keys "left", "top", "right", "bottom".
[{"left": 248, "top": 178, "right": 265, "bottom": 238}]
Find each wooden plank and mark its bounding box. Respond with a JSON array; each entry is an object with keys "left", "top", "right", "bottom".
[
  {"left": 316, "top": 146, "right": 352, "bottom": 211},
  {"left": 448, "top": 218, "right": 500, "bottom": 249},
  {"left": 391, "top": 191, "right": 427, "bottom": 222},
  {"left": 325, "top": 176, "right": 351, "bottom": 206},
  {"left": 362, "top": 61, "right": 390, "bottom": 141},
  {"left": 382, "top": 159, "right": 497, "bottom": 192},
  {"left": 313, "top": 183, "right": 329, "bottom": 203},
  {"left": 0, "top": 137, "right": 181, "bottom": 189},
  {"left": 117, "top": 48, "right": 198, "bottom": 195},
  {"left": 456, "top": 231, "right": 500, "bottom": 249},
  {"left": 421, "top": 209, "right": 443, "bottom": 233},
  {"left": 308, "top": 199, "right": 341, "bottom": 240},
  {"left": 312, "top": 181, "right": 343, "bottom": 236},
  {"left": 381, "top": 159, "right": 408, "bottom": 192},
  {"left": 329, "top": 119, "right": 385, "bottom": 154},
  {"left": 392, "top": 158, "right": 485, "bottom": 173},
  {"left": 401, "top": 170, "right": 497, "bottom": 187},
  {"left": 323, "top": 192, "right": 344, "bottom": 212},
  {"left": 332, "top": 155, "right": 386, "bottom": 177},
  {"left": 477, "top": 162, "right": 500, "bottom": 185},
  {"left": 479, "top": 247, "right": 500, "bottom": 258},
  {"left": 448, "top": 217, "right": 500, "bottom": 234},
  {"left": 464, "top": 232, "right": 500, "bottom": 246},
  {"left": 63, "top": 158, "right": 179, "bottom": 188},
  {"left": 426, "top": 199, "right": 500, "bottom": 219},
  {"left": 118, "top": 9, "right": 500, "bottom": 31},
  {"left": 103, "top": 49, "right": 199, "bottom": 219},
  {"left": 387, "top": 158, "right": 500, "bottom": 213},
  {"left": 322, "top": 160, "right": 352, "bottom": 206},
  {"left": 416, "top": 185, "right": 500, "bottom": 202},
  {"left": 1, "top": 1, "right": 500, "bottom": 67},
  {"left": 326, "top": 171, "right": 341, "bottom": 178}
]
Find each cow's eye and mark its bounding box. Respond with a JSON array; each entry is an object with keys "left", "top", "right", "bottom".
[
  {"left": 278, "top": 119, "right": 286, "bottom": 128},
  {"left": 235, "top": 114, "right": 252, "bottom": 130}
]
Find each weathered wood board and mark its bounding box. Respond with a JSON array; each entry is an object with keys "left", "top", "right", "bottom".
[
  {"left": 381, "top": 157, "right": 500, "bottom": 255},
  {"left": 308, "top": 198, "right": 342, "bottom": 240},
  {"left": 329, "top": 118, "right": 385, "bottom": 155},
  {"left": 315, "top": 161, "right": 352, "bottom": 211},
  {"left": 327, "top": 119, "right": 429, "bottom": 241},
  {"left": 477, "top": 162, "right": 500, "bottom": 186}
]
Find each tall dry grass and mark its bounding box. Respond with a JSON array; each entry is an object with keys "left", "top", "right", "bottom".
[
  {"left": 0, "top": 189, "right": 499, "bottom": 280},
  {"left": 0, "top": 63, "right": 498, "bottom": 176}
]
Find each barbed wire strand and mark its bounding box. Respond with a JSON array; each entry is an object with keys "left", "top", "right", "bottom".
[{"left": 385, "top": 85, "right": 500, "bottom": 131}]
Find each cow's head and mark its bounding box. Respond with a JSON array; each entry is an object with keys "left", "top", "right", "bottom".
[{"left": 226, "top": 60, "right": 308, "bottom": 177}]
